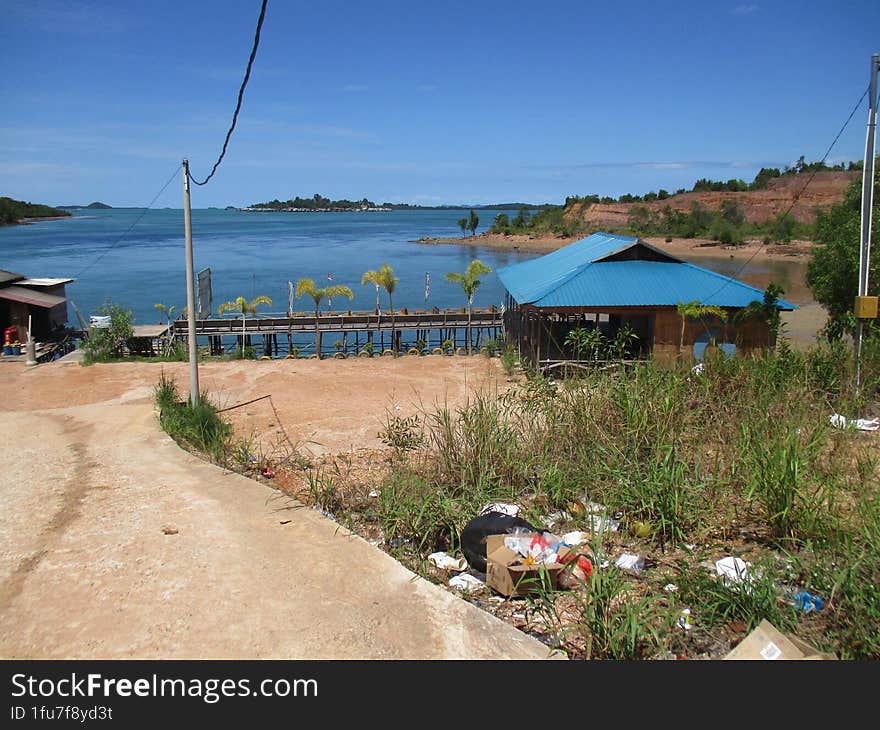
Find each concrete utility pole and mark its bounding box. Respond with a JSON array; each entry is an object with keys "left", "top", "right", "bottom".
[
  {"left": 183, "top": 159, "right": 200, "bottom": 406},
  {"left": 855, "top": 53, "right": 880, "bottom": 397}
]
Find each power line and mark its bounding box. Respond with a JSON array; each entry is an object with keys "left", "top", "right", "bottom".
[
  {"left": 700, "top": 83, "right": 870, "bottom": 304},
  {"left": 188, "top": 0, "right": 268, "bottom": 186},
  {"left": 73, "top": 165, "right": 181, "bottom": 279}
]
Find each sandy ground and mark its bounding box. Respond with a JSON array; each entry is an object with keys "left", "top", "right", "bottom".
[
  {"left": 417, "top": 231, "right": 818, "bottom": 261},
  {"left": 0, "top": 356, "right": 556, "bottom": 659},
  {"left": 0, "top": 355, "right": 506, "bottom": 457}
]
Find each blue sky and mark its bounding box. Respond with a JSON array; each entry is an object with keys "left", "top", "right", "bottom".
[{"left": 2, "top": 0, "right": 878, "bottom": 207}]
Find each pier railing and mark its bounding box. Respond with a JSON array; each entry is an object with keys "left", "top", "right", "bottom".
[{"left": 171, "top": 308, "right": 502, "bottom": 336}]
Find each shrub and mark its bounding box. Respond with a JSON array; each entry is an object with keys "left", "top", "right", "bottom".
[{"left": 81, "top": 302, "right": 134, "bottom": 364}]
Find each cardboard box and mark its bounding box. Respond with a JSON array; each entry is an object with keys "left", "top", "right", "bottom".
[
  {"left": 724, "top": 619, "right": 836, "bottom": 660},
  {"left": 485, "top": 534, "right": 568, "bottom": 597}
]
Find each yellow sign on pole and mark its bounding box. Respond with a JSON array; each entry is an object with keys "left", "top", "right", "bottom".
[{"left": 855, "top": 295, "right": 879, "bottom": 319}]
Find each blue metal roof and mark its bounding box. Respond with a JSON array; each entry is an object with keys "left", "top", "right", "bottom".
[{"left": 497, "top": 232, "right": 797, "bottom": 310}]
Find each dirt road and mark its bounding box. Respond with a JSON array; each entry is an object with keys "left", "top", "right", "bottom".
[{"left": 0, "top": 356, "right": 551, "bottom": 659}]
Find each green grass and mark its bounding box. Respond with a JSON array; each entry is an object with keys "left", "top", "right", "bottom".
[
  {"left": 346, "top": 340, "right": 880, "bottom": 659},
  {"left": 153, "top": 371, "right": 232, "bottom": 461}
]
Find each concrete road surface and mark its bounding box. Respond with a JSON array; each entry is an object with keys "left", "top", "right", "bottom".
[{"left": 0, "top": 361, "right": 554, "bottom": 659}]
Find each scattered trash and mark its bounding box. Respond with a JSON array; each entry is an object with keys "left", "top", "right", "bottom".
[
  {"left": 260, "top": 466, "right": 275, "bottom": 478},
  {"left": 449, "top": 573, "right": 485, "bottom": 593},
  {"left": 428, "top": 552, "right": 468, "bottom": 572},
  {"left": 724, "top": 619, "right": 836, "bottom": 660},
  {"left": 557, "top": 552, "right": 593, "bottom": 590},
  {"left": 368, "top": 489, "right": 380, "bottom": 498},
  {"left": 279, "top": 520, "right": 291, "bottom": 525},
  {"left": 561, "top": 501, "right": 621, "bottom": 533},
  {"left": 715, "top": 556, "right": 754, "bottom": 588},
  {"left": 727, "top": 619, "right": 747, "bottom": 633},
  {"left": 313, "top": 507, "right": 336, "bottom": 522},
  {"left": 664, "top": 583, "right": 679, "bottom": 593},
  {"left": 460, "top": 512, "right": 538, "bottom": 573},
  {"left": 830, "top": 413, "right": 880, "bottom": 431},
  {"left": 246, "top": 452, "right": 259, "bottom": 463},
  {"left": 585, "top": 502, "right": 620, "bottom": 531},
  {"left": 630, "top": 520, "right": 653, "bottom": 538},
  {"left": 614, "top": 553, "right": 645, "bottom": 575},
  {"left": 161, "top": 526, "right": 178, "bottom": 535},
  {"left": 690, "top": 363, "right": 705, "bottom": 376},
  {"left": 388, "top": 536, "right": 411, "bottom": 549},
  {"left": 561, "top": 531, "right": 589, "bottom": 545},
  {"left": 677, "top": 608, "right": 692, "bottom": 631},
  {"left": 588, "top": 514, "right": 620, "bottom": 532},
  {"left": 779, "top": 588, "right": 825, "bottom": 613},
  {"left": 480, "top": 502, "right": 520, "bottom": 517},
  {"left": 541, "top": 510, "right": 573, "bottom": 529}
]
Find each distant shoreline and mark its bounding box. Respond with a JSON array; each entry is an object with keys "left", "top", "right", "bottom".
[
  {"left": 2, "top": 215, "right": 72, "bottom": 226},
  {"left": 413, "top": 231, "right": 819, "bottom": 262}
]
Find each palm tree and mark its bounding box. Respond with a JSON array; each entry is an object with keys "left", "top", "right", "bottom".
[
  {"left": 676, "top": 300, "right": 727, "bottom": 359},
  {"left": 295, "top": 278, "right": 354, "bottom": 359},
  {"left": 446, "top": 259, "right": 492, "bottom": 354},
  {"left": 361, "top": 264, "right": 399, "bottom": 353},
  {"left": 153, "top": 302, "right": 176, "bottom": 325},
  {"left": 217, "top": 295, "right": 272, "bottom": 357},
  {"left": 467, "top": 209, "right": 479, "bottom": 236}
]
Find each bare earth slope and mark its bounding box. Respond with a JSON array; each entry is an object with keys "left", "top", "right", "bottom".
[
  {"left": 567, "top": 171, "right": 858, "bottom": 228},
  {"left": 0, "top": 357, "right": 552, "bottom": 659}
]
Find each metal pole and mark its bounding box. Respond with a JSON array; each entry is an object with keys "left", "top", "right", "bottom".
[
  {"left": 855, "top": 53, "right": 879, "bottom": 396},
  {"left": 25, "top": 314, "right": 36, "bottom": 365},
  {"left": 183, "top": 159, "right": 200, "bottom": 406}
]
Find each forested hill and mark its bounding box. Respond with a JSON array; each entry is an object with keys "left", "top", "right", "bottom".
[{"left": 0, "top": 197, "right": 72, "bottom": 225}]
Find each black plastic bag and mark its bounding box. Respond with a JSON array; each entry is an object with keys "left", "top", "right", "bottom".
[{"left": 459, "top": 512, "right": 538, "bottom": 573}]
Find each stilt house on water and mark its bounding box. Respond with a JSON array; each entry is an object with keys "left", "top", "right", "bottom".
[{"left": 497, "top": 232, "right": 796, "bottom": 369}]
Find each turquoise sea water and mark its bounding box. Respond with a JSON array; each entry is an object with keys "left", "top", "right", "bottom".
[{"left": 0, "top": 208, "right": 534, "bottom": 326}]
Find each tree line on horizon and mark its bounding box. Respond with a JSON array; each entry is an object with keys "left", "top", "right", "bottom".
[
  {"left": 0, "top": 196, "right": 71, "bottom": 225},
  {"left": 562, "top": 157, "right": 863, "bottom": 208},
  {"left": 249, "top": 194, "right": 380, "bottom": 210}
]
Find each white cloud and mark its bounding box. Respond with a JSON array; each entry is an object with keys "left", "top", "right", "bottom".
[{"left": 730, "top": 4, "right": 759, "bottom": 16}]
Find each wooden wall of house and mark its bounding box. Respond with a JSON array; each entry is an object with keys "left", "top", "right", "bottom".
[
  {"left": 504, "top": 300, "right": 775, "bottom": 366},
  {"left": 652, "top": 308, "right": 772, "bottom": 362}
]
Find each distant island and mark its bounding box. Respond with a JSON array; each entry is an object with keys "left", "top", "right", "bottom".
[
  {"left": 58, "top": 201, "right": 112, "bottom": 210},
  {"left": 242, "top": 193, "right": 555, "bottom": 213},
  {"left": 1, "top": 196, "right": 72, "bottom": 225},
  {"left": 245, "top": 194, "right": 389, "bottom": 212}
]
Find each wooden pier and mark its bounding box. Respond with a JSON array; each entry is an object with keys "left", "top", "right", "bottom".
[{"left": 170, "top": 308, "right": 504, "bottom": 357}]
